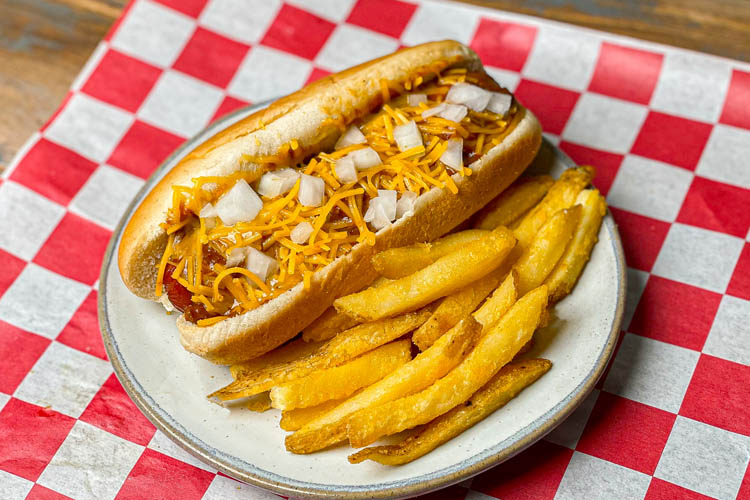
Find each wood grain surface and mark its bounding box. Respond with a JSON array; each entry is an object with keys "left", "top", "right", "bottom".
[{"left": 1, "top": 0, "right": 748, "bottom": 171}]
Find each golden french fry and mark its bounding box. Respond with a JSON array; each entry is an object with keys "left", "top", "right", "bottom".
[
  {"left": 335, "top": 227, "right": 516, "bottom": 321},
  {"left": 285, "top": 317, "right": 481, "bottom": 454},
  {"left": 230, "top": 338, "right": 324, "bottom": 379},
  {"left": 372, "top": 229, "right": 489, "bottom": 279},
  {"left": 474, "top": 176, "right": 554, "bottom": 230},
  {"left": 246, "top": 392, "right": 272, "bottom": 412},
  {"left": 302, "top": 307, "right": 359, "bottom": 343},
  {"left": 280, "top": 398, "right": 350, "bottom": 431},
  {"left": 348, "top": 358, "right": 552, "bottom": 465},
  {"left": 347, "top": 286, "right": 548, "bottom": 448},
  {"left": 270, "top": 340, "right": 411, "bottom": 410},
  {"left": 514, "top": 206, "right": 581, "bottom": 296},
  {"left": 513, "top": 166, "right": 594, "bottom": 250},
  {"left": 472, "top": 270, "right": 519, "bottom": 330},
  {"left": 545, "top": 189, "right": 607, "bottom": 303},
  {"left": 210, "top": 309, "right": 431, "bottom": 401}
]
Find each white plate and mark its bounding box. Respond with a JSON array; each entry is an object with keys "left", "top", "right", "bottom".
[{"left": 99, "top": 103, "right": 626, "bottom": 499}]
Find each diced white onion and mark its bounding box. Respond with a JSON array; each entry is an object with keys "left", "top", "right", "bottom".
[
  {"left": 446, "top": 82, "right": 491, "bottom": 112},
  {"left": 214, "top": 179, "right": 263, "bottom": 226},
  {"left": 438, "top": 103, "right": 468, "bottom": 123},
  {"left": 290, "top": 221, "right": 314, "bottom": 244},
  {"left": 393, "top": 120, "right": 423, "bottom": 152},
  {"left": 377, "top": 189, "right": 397, "bottom": 221},
  {"left": 421, "top": 103, "right": 446, "bottom": 119},
  {"left": 298, "top": 174, "right": 325, "bottom": 207},
  {"left": 334, "top": 156, "right": 358, "bottom": 183},
  {"left": 335, "top": 125, "right": 367, "bottom": 149},
  {"left": 396, "top": 191, "right": 418, "bottom": 219},
  {"left": 257, "top": 168, "right": 299, "bottom": 198},
  {"left": 245, "top": 247, "right": 279, "bottom": 283},
  {"left": 440, "top": 138, "right": 464, "bottom": 171},
  {"left": 363, "top": 200, "right": 391, "bottom": 231},
  {"left": 199, "top": 203, "right": 218, "bottom": 219},
  {"left": 487, "top": 92, "right": 512, "bottom": 116},
  {"left": 225, "top": 247, "right": 246, "bottom": 268},
  {"left": 407, "top": 93, "right": 427, "bottom": 106},
  {"left": 350, "top": 147, "right": 382, "bottom": 170}
]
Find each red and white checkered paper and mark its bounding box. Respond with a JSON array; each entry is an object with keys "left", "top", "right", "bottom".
[{"left": 1, "top": 0, "right": 749, "bottom": 498}]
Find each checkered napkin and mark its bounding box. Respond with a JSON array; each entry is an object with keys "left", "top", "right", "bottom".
[{"left": 1, "top": 0, "right": 749, "bottom": 498}]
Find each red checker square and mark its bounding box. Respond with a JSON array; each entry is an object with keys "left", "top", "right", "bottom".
[
  {"left": 211, "top": 95, "right": 249, "bottom": 123},
  {"left": 0, "top": 248, "right": 25, "bottom": 298},
  {"left": 588, "top": 42, "right": 663, "bottom": 105},
  {"left": 0, "top": 321, "right": 50, "bottom": 394},
  {"left": 10, "top": 139, "right": 98, "bottom": 205},
  {"left": 677, "top": 176, "right": 750, "bottom": 238},
  {"left": 26, "top": 484, "right": 74, "bottom": 500},
  {"left": 0, "top": 398, "right": 75, "bottom": 481},
  {"left": 346, "top": 0, "right": 417, "bottom": 39},
  {"left": 33, "top": 212, "right": 111, "bottom": 285},
  {"left": 40, "top": 92, "right": 73, "bottom": 132},
  {"left": 629, "top": 275, "right": 721, "bottom": 351},
  {"left": 471, "top": 18, "right": 537, "bottom": 72},
  {"left": 727, "top": 243, "right": 750, "bottom": 300},
  {"left": 115, "top": 448, "right": 214, "bottom": 500},
  {"left": 56, "top": 291, "right": 106, "bottom": 360},
  {"left": 472, "top": 440, "right": 573, "bottom": 500},
  {"left": 680, "top": 354, "right": 750, "bottom": 436},
  {"left": 645, "top": 478, "right": 714, "bottom": 500},
  {"left": 80, "top": 373, "right": 155, "bottom": 446},
  {"left": 81, "top": 49, "right": 162, "bottom": 113},
  {"left": 630, "top": 111, "right": 712, "bottom": 171},
  {"left": 173, "top": 28, "right": 249, "bottom": 88},
  {"left": 576, "top": 391, "right": 675, "bottom": 474},
  {"left": 719, "top": 69, "right": 750, "bottom": 130},
  {"left": 306, "top": 67, "right": 332, "bottom": 86},
  {"left": 609, "top": 207, "right": 670, "bottom": 272},
  {"left": 739, "top": 466, "right": 750, "bottom": 500},
  {"left": 108, "top": 120, "right": 185, "bottom": 179},
  {"left": 153, "top": 0, "right": 207, "bottom": 17},
  {"left": 513, "top": 79, "right": 580, "bottom": 135},
  {"left": 262, "top": 4, "right": 336, "bottom": 60},
  {"left": 559, "top": 141, "right": 623, "bottom": 195}
]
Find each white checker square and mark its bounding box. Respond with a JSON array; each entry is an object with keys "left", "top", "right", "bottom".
[
  {"left": 464, "top": 492, "right": 496, "bottom": 500},
  {"left": 651, "top": 51, "right": 732, "bottom": 122},
  {"left": 0, "top": 181, "right": 64, "bottom": 260},
  {"left": 554, "top": 451, "right": 650, "bottom": 500},
  {"left": 543, "top": 132, "right": 561, "bottom": 146},
  {"left": 696, "top": 124, "right": 750, "bottom": 189},
  {"left": 37, "top": 421, "right": 143, "bottom": 500},
  {"left": 562, "top": 93, "right": 647, "bottom": 153},
  {"left": 0, "top": 393, "right": 9, "bottom": 412},
  {"left": 703, "top": 295, "right": 750, "bottom": 365},
  {"left": 200, "top": 0, "right": 281, "bottom": 44},
  {"left": 111, "top": 0, "right": 195, "bottom": 67},
  {"left": 14, "top": 342, "right": 111, "bottom": 418},
  {"left": 45, "top": 93, "right": 133, "bottom": 163},
  {"left": 652, "top": 223, "right": 744, "bottom": 293},
  {"left": 523, "top": 25, "right": 600, "bottom": 91},
  {"left": 623, "top": 267, "right": 649, "bottom": 330},
  {"left": 315, "top": 24, "right": 399, "bottom": 73},
  {"left": 607, "top": 155, "right": 692, "bottom": 222},
  {"left": 287, "top": 0, "right": 354, "bottom": 22},
  {"left": 228, "top": 46, "right": 312, "bottom": 103},
  {"left": 70, "top": 165, "right": 145, "bottom": 230},
  {"left": 0, "top": 469, "right": 33, "bottom": 500},
  {"left": 203, "top": 474, "right": 280, "bottom": 500},
  {"left": 148, "top": 430, "right": 215, "bottom": 472},
  {"left": 545, "top": 389, "right": 599, "bottom": 449},
  {"left": 401, "top": 2, "right": 480, "bottom": 46},
  {"left": 0, "top": 264, "right": 90, "bottom": 339},
  {"left": 655, "top": 416, "right": 750, "bottom": 500},
  {"left": 484, "top": 66, "right": 521, "bottom": 92},
  {"left": 603, "top": 333, "right": 699, "bottom": 413},
  {"left": 139, "top": 70, "right": 223, "bottom": 137}
]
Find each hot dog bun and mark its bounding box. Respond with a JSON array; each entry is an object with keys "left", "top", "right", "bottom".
[{"left": 118, "top": 40, "right": 542, "bottom": 364}]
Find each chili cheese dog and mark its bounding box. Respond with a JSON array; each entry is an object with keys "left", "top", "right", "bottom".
[{"left": 118, "top": 40, "right": 542, "bottom": 364}]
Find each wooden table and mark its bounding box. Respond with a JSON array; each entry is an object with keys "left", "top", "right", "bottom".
[{"left": 1, "top": 0, "right": 748, "bottom": 171}]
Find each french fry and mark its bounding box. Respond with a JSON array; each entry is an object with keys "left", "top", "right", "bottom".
[
  {"left": 230, "top": 338, "right": 324, "bottom": 379},
  {"left": 514, "top": 206, "right": 581, "bottom": 296},
  {"left": 210, "top": 308, "right": 431, "bottom": 401},
  {"left": 285, "top": 317, "right": 481, "bottom": 454},
  {"left": 347, "top": 286, "right": 548, "bottom": 448},
  {"left": 246, "top": 392, "right": 272, "bottom": 412},
  {"left": 472, "top": 270, "right": 519, "bottom": 330},
  {"left": 280, "top": 398, "right": 350, "bottom": 431},
  {"left": 545, "top": 189, "right": 607, "bottom": 303},
  {"left": 302, "top": 307, "right": 359, "bottom": 343},
  {"left": 335, "top": 227, "right": 516, "bottom": 321},
  {"left": 372, "top": 229, "right": 489, "bottom": 279},
  {"left": 348, "top": 358, "right": 552, "bottom": 465},
  {"left": 474, "top": 176, "right": 554, "bottom": 230},
  {"left": 270, "top": 340, "right": 411, "bottom": 410},
  {"left": 513, "top": 166, "right": 594, "bottom": 250}
]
